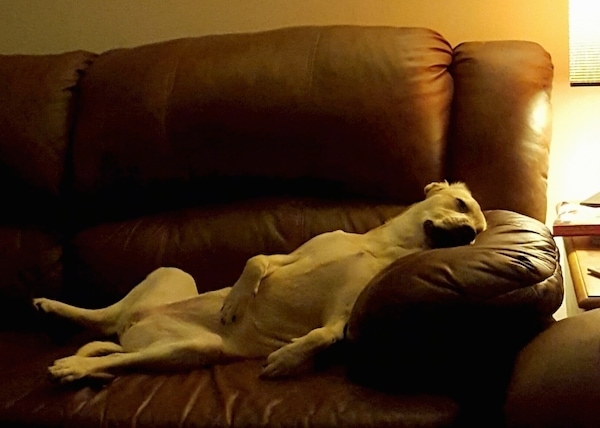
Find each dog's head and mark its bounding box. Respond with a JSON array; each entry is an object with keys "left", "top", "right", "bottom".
[{"left": 420, "top": 181, "right": 486, "bottom": 248}]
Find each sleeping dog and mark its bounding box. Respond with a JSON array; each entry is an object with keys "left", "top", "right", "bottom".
[{"left": 34, "top": 181, "right": 486, "bottom": 383}]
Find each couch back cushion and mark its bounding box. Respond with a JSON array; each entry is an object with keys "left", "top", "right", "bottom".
[
  {"left": 70, "top": 26, "right": 453, "bottom": 226},
  {"left": 0, "top": 51, "right": 95, "bottom": 225}
]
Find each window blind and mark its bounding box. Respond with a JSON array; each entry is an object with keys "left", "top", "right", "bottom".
[{"left": 570, "top": 0, "right": 600, "bottom": 86}]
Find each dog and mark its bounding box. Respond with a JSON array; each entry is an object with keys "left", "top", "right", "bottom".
[{"left": 33, "top": 181, "right": 486, "bottom": 383}]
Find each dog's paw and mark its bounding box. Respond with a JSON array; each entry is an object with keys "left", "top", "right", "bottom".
[
  {"left": 33, "top": 297, "right": 55, "bottom": 314},
  {"left": 48, "top": 355, "right": 114, "bottom": 384},
  {"left": 261, "top": 344, "right": 307, "bottom": 378},
  {"left": 48, "top": 355, "right": 92, "bottom": 383},
  {"left": 220, "top": 292, "right": 251, "bottom": 325}
]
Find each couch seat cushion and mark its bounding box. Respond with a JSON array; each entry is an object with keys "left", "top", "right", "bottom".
[{"left": 0, "top": 331, "right": 460, "bottom": 428}]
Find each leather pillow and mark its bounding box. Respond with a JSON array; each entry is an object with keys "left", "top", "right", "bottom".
[{"left": 346, "top": 210, "right": 562, "bottom": 400}]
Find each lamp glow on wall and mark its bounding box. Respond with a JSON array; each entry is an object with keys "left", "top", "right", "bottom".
[{"left": 570, "top": 0, "right": 600, "bottom": 86}]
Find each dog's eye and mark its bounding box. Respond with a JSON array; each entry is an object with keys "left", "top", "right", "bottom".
[{"left": 456, "top": 198, "right": 469, "bottom": 213}]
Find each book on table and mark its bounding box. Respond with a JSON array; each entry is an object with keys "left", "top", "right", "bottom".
[
  {"left": 581, "top": 191, "right": 600, "bottom": 208},
  {"left": 553, "top": 202, "right": 600, "bottom": 236}
]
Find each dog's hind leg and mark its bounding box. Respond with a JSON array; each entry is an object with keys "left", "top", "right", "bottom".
[
  {"left": 76, "top": 341, "right": 124, "bottom": 357},
  {"left": 112, "top": 267, "right": 198, "bottom": 311},
  {"left": 33, "top": 298, "right": 120, "bottom": 336},
  {"left": 220, "top": 254, "right": 295, "bottom": 325},
  {"left": 33, "top": 267, "right": 198, "bottom": 336},
  {"left": 261, "top": 320, "right": 346, "bottom": 378},
  {"left": 48, "top": 333, "right": 223, "bottom": 383}
]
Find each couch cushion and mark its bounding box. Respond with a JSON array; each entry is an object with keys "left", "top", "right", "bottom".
[
  {"left": 70, "top": 26, "right": 453, "bottom": 226},
  {"left": 0, "top": 50, "right": 95, "bottom": 225},
  {"left": 0, "top": 332, "right": 460, "bottom": 428}
]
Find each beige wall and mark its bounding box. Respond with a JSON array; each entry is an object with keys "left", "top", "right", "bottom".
[
  {"left": 0, "top": 1, "right": 598, "bottom": 316},
  {"left": 0, "top": 1, "right": 568, "bottom": 63}
]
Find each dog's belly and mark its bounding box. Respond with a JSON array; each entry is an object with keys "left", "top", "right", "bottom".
[{"left": 223, "top": 250, "right": 387, "bottom": 356}]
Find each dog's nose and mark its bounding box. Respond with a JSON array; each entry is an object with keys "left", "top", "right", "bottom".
[
  {"left": 424, "top": 221, "right": 477, "bottom": 248},
  {"left": 451, "top": 225, "right": 476, "bottom": 245}
]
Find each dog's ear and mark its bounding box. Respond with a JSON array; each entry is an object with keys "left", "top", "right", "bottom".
[
  {"left": 424, "top": 180, "right": 450, "bottom": 197},
  {"left": 449, "top": 181, "right": 470, "bottom": 191}
]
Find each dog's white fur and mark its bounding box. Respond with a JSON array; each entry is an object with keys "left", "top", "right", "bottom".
[{"left": 33, "top": 181, "right": 486, "bottom": 383}]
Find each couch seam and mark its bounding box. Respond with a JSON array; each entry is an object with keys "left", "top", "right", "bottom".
[
  {"left": 162, "top": 39, "right": 193, "bottom": 147},
  {"left": 305, "top": 29, "right": 322, "bottom": 97}
]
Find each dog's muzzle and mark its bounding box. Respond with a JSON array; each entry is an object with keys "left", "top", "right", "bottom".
[{"left": 423, "top": 220, "right": 477, "bottom": 249}]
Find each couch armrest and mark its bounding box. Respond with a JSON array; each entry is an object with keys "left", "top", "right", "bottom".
[{"left": 505, "top": 308, "right": 600, "bottom": 428}]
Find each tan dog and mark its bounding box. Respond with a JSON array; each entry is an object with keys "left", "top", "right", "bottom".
[{"left": 34, "top": 181, "right": 486, "bottom": 383}]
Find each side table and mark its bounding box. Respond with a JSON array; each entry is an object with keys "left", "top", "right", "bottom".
[{"left": 563, "top": 236, "right": 600, "bottom": 310}]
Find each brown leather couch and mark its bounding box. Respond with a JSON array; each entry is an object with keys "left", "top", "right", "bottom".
[{"left": 0, "top": 26, "right": 562, "bottom": 427}]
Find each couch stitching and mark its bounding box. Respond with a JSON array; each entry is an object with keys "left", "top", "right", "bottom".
[
  {"left": 162, "top": 39, "right": 192, "bottom": 146},
  {"left": 305, "top": 29, "right": 322, "bottom": 97},
  {"left": 131, "top": 376, "right": 166, "bottom": 428}
]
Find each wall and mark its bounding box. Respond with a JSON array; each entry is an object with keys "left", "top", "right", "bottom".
[{"left": 2, "top": 0, "right": 599, "bottom": 318}]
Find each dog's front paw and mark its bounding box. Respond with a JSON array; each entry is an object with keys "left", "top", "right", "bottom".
[
  {"left": 220, "top": 291, "right": 251, "bottom": 325},
  {"left": 261, "top": 344, "right": 307, "bottom": 378}
]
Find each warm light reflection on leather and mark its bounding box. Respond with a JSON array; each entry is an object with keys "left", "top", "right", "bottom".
[{"left": 529, "top": 91, "right": 550, "bottom": 135}]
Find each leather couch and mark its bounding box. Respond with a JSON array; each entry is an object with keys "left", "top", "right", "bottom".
[{"left": 0, "top": 26, "right": 562, "bottom": 427}]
